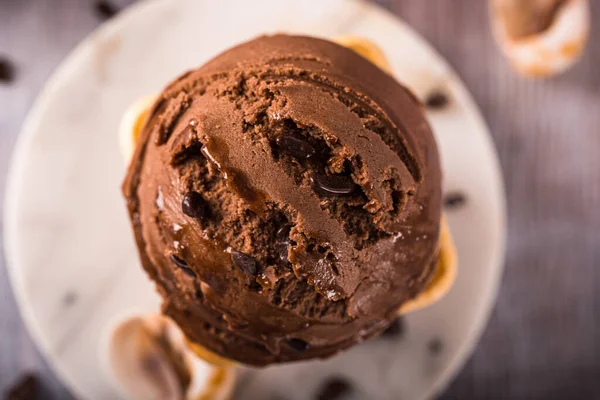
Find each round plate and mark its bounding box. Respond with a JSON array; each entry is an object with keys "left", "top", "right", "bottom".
[{"left": 4, "top": 0, "right": 506, "bottom": 399}]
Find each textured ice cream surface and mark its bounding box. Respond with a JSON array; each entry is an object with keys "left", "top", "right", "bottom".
[{"left": 123, "top": 34, "right": 442, "bottom": 365}]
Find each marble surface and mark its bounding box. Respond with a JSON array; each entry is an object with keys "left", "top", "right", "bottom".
[{"left": 1, "top": 0, "right": 507, "bottom": 399}]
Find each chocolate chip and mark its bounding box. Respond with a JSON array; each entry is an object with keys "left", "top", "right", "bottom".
[
  {"left": 276, "top": 225, "right": 291, "bottom": 242},
  {"left": 276, "top": 225, "right": 292, "bottom": 264},
  {"left": 182, "top": 191, "right": 209, "bottom": 220},
  {"left": 428, "top": 338, "right": 443, "bottom": 355},
  {"left": 311, "top": 173, "right": 357, "bottom": 196},
  {"left": 94, "top": 1, "right": 119, "bottom": 19},
  {"left": 444, "top": 192, "right": 467, "bottom": 209},
  {"left": 5, "top": 373, "right": 38, "bottom": 400},
  {"left": 381, "top": 317, "right": 405, "bottom": 339},
  {"left": 170, "top": 255, "right": 197, "bottom": 277},
  {"left": 315, "top": 377, "right": 354, "bottom": 400},
  {"left": 231, "top": 251, "right": 258, "bottom": 276},
  {"left": 276, "top": 134, "right": 316, "bottom": 159},
  {"left": 286, "top": 338, "right": 310, "bottom": 353},
  {"left": 0, "top": 57, "right": 16, "bottom": 83},
  {"left": 249, "top": 280, "right": 264, "bottom": 293},
  {"left": 425, "top": 91, "right": 449, "bottom": 109},
  {"left": 276, "top": 244, "right": 289, "bottom": 264}
]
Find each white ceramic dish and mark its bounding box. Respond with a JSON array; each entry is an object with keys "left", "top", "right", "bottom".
[{"left": 3, "top": 0, "right": 506, "bottom": 399}]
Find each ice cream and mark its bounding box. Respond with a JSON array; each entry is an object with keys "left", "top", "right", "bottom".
[{"left": 123, "top": 34, "right": 450, "bottom": 366}]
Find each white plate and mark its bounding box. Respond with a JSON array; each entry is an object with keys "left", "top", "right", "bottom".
[{"left": 3, "top": 0, "right": 506, "bottom": 399}]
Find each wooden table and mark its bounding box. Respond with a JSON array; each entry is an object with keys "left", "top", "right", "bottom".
[{"left": 1, "top": 0, "right": 598, "bottom": 398}]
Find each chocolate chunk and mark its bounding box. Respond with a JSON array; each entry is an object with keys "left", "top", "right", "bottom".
[
  {"left": 232, "top": 251, "right": 258, "bottom": 276},
  {"left": 5, "top": 373, "right": 38, "bottom": 400},
  {"left": 170, "top": 255, "right": 197, "bottom": 277},
  {"left": 276, "top": 225, "right": 292, "bottom": 264},
  {"left": 276, "top": 134, "right": 316, "bottom": 159},
  {"left": 276, "top": 243, "right": 289, "bottom": 264},
  {"left": 428, "top": 338, "right": 443, "bottom": 355},
  {"left": 425, "top": 91, "right": 449, "bottom": 109},
  {"left": 381, "top": 317, "right": 405, "bottom": 339},
  {"left": 94, "top": 1, "right": 118, "bottom": 19},
  {"left": 0, "top": 57, "right": 15, "bottom": 83},
  {"left": 249, "top": 280, "right": 263, "bottom": 292},
  {"left": 315, "top": 377, "right": 354, "bottom": 400},
  {"left": 286, "top": 338, "right": 310, "bottom": 353},
  {"left": 443, "top": 192, "right": 467, "bottom": 209},
  {"left": 182, "top": 191, "right": 209, "bottom": 220},
  {"left": 276, "top": 225, "right": 291, "bottom": 242},
  {"left": 311, "top": 173, "right": 357, "bottom": 196}
]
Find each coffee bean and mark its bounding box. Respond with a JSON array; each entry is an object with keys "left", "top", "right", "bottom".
[
  {"left": 311, "top": 173, "right": 357, "bottom": 196},
  {"left": 170, "top": 255, "right": 196, "bottom": 277},
  {"left": 425, "top": 91, "right": 449, "bottom": 109},
  {"left": 182, "top": 191, "right": 209, "bottom": 220},
  {"left": 94, "top": 1, "right": 118, "bottom": 19},
  {"left": 286, "top": 338, "right": 310, "bottom": 353},
  {"left": 232, "top": 251, "right": 258, "bottom": 276},
  {"left": 381, "top": 317, "right": 405, "bottom": 339},
  {"left": 0, "top": 57, "right": 15, "bottom": 83},
  {"left": 276, "top": 134, "right": 315, "bottom": 159},
  {"left": 276, "top": 225, "right": 292, "bottom": 264},
  {"left": 443, "top": 192, "right": 466, "bottom": 209},
  {"left": 5, "top": 373, "right": 38, "bottom": 400},
  {"left": 315, "top": 377, "right": 354, "bottom": 400}
]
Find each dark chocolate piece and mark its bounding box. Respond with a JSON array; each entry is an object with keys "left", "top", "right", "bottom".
[
  {"left": 425, "top": 91, "right": 449, "bottom": 109},
  {"left": 232, "top": 251, "right": 258, "bottom": 276},
  {"left": 182, "top": 191, "right": 210, "bottom": 220},
  {"left": 315, "top": 377, "right": 354, "bottom": 400},
  {"left": 170, "top": 255, "right": 197, "bottom": 277},
  {"left": 443, "top": 192, "right": 466, "bottom": 209},
  {"left": 4, "top": 373, "right": 38, "bottom": 400},
  {"left": 286, "top": 338, "right": 310, "bottom": 353},
  {"left": 94, "top": 1, "right": 118, "bottom": 19},
  {"left": 311, "top": 173, "right": 357, "bottom": 196},
  {"left": 381, "top": 317, "right": 405, "bottom": 339},
  {"left": 0, "top": 57, "right": 16, "bottom": 83},
  {"left": 276, "top": 134, "right": 316, "bottom": 159},
  {"left": 428, "top": 338, "right": 443, "bottom": 355}
]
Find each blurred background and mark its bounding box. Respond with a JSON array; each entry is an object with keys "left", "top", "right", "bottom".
[{"left": 0, "top": 0, "right": 598, "bottom": 399}]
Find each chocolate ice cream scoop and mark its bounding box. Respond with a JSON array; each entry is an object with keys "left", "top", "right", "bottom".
[{"left": 123, "top": 34, "right": 442, "bottom": 365}]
